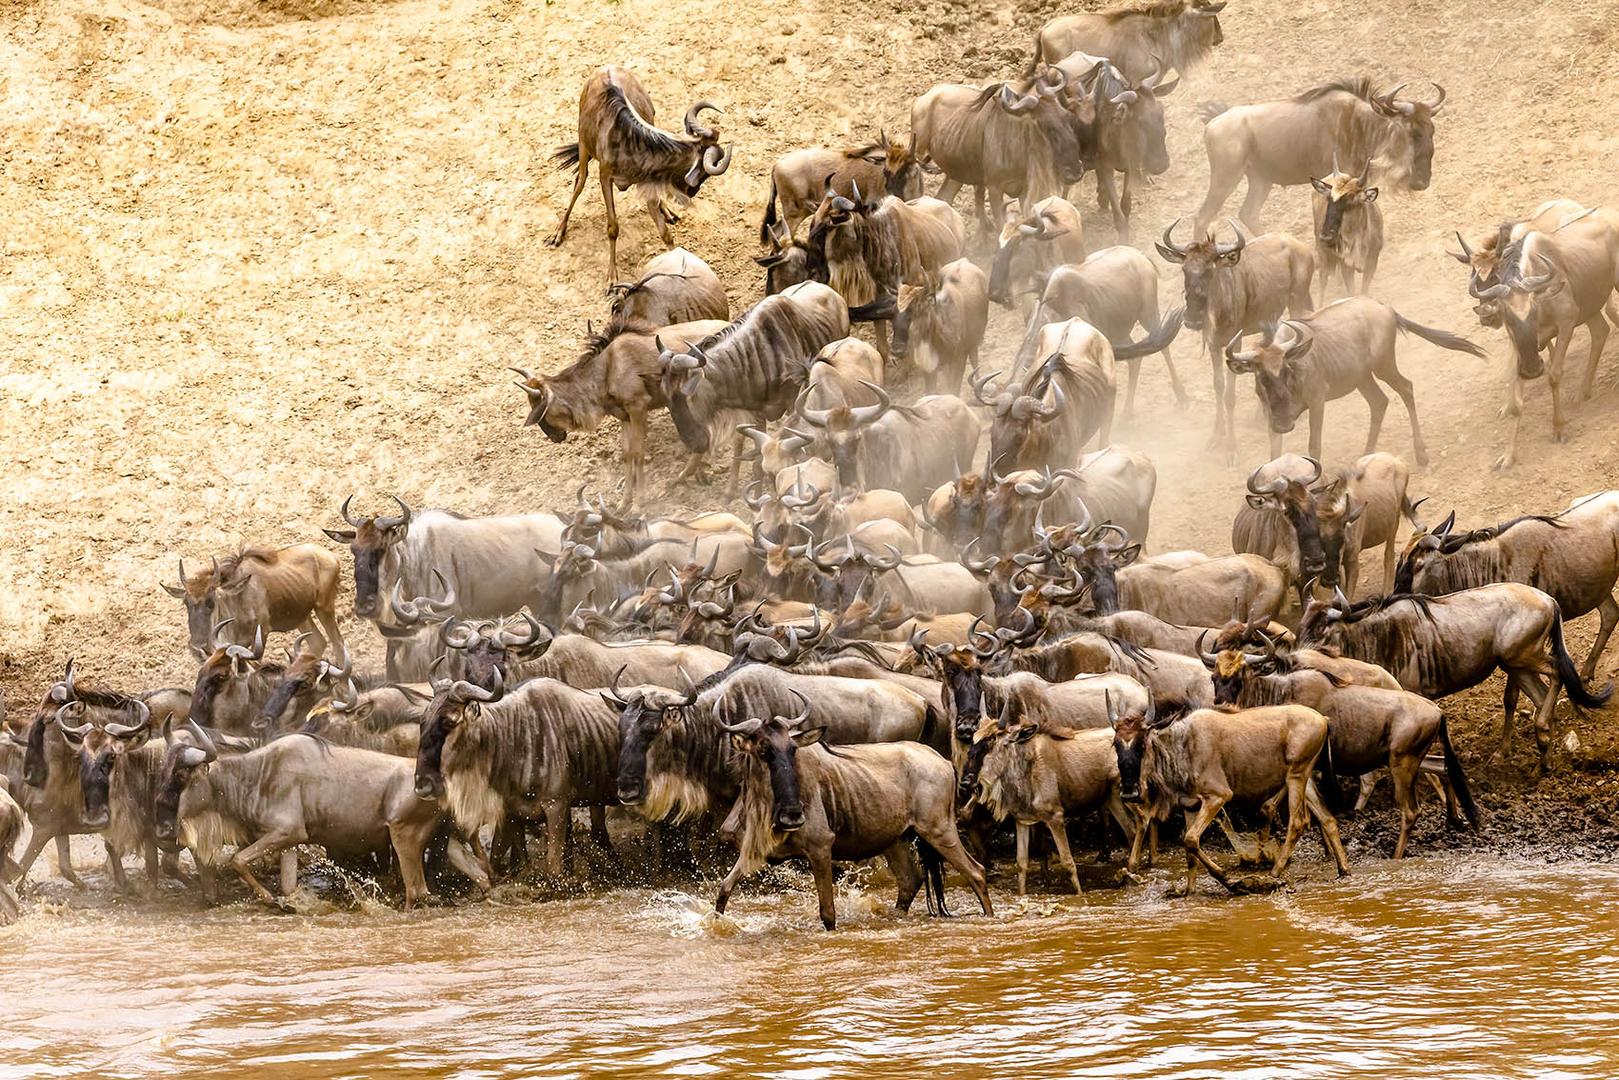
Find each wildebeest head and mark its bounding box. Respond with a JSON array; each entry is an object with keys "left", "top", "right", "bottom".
[
  {"left": 987, "top": 204, "right": 1073, "bottom": 306},
  {"left": 73, "top": 702, "right": 151, "bottom": 830},
  {"left": 1197, "top": 630, "right": 1271, "bottom": 705},
  {"left": 997, "top": 72, "right": 1086, "bottom": 188},
  {"left": 721, "top": 692, "right": 819, "bottom": 832},
  {"left": 1390, "top": 509, "right": 1458, "bottom": 594},
  {"left": 445, "top": 611, "right": 552, "bottom": 692},
  {"left": 980, "top": 466, "right": 1063, "bottom": 553},
  {"left": 162, "top": 558, "right": 223, "bottom": 661},
  {"left": 1244, "top": 456, "right": 1327, "bottom": 578},
  {"left": 1155, "top": 218, "right": 1243, "bottom": 331},
  {"left": 1310, "top": 161, "right": 1378, "bottom": 247},
  {"left": 1093, "top": 61, "right": 1175, "bottom": 177},
  {"left": 415, "top": 668, "right": 504, "bottom": 800},
  {"left": 1187, "top": 0, "right": 1227, "bottom": 49},
  {"left": 1468, "top": 241, "right": 1560, "bottom": 380},
  {"left": 1294, "top": 586, "right": 1359, "bottom": 648},
  {"left": 507, "top": 365, "right": 572, "bottom": 443},
  {"left": 323, "top": 494, "right": 412, "bottom": 618},
  {"left": 601, "top": 668, "right": 699, "bottom": 806},
  {"left": 973, "top": 368, "right": 1066, "bottom": 472},
  {"left": 657, "top": 337, "right": 719, "bottom": 452},
  {"left": 911, "top": 629, "right": 984, "bottom": 745},
  {"left": 25, "top": 660, "right": 82, "bottom": 787},
  {"left": 796, "top": 381, "right": 892, "bottom": 490},
  {"left": 806, "top": 533, "right": 900, "bottom": 610},
  {"left": 1064, "top": 523, "right": 1139, "bottom": 615},
  {"left": 738, "top": 422, "right": 817, "bottom": 479},
  {"left": 1224, "top": 320, "right": 1314, "bottom": 433},
  {"left": 750, "top": 521, "right": 815, "bottom": 591},
  {"left": 921, "top": 472, "right": 989, "bottom": 553},
  {"left": 1108, "top": 690, "right": 1159, "bottom": 802},
  {"left": 673, "top": 101, "right": 733, "bottom": 197},
  {"left": 188, "top": 621, "right": 266, "bottom": 731},
  {"left": 1368, "top": 82, "right": 1444, "bottom": 191},
  {"left": 255, "top": 638, "right": 350, "bottom": 734},
  {"left": 890, "top": 274, "right": 943, "bottom": 358},
  {"left": 154, "top": 719, "right": 218, "bottom": 851},
  {"left": 1311, "top": 477, "right": 1366, "bottom": 590}
]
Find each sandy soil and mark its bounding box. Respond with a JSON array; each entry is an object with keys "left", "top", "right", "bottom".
[{"left": 3, "top": 0, "right": 1618, "bottom": 844}]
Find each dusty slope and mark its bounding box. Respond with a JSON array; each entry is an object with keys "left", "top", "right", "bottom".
[{"left": 2, "top": 0, "right": 1617, "bottom": 831}]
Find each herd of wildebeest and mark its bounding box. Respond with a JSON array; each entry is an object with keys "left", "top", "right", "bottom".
[{"left": 5, "top": 0, "right": 1619, "bottom": 930}]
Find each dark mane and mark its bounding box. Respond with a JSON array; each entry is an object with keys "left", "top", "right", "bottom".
[
  {"left": 1099, "top": 0, "right": 1190, "bottom": 20},
  {"left": 1335, "top": 592, "right": 1437, "bottom": 625},
  {"left": 1443, "top": 513, "right": 1565, "bottom": 551},
  {"left": 219, "top": 546, "right": 281, "bottom": 577},
  {"left": 600, "top": 82, "right": 689, "bottom": 159},
  {"left": 1292, "top": 76, "right": 1377, "bottom": 104}
]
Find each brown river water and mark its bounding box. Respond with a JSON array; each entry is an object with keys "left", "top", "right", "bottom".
[{"left": 3, "top": 857, "right": 1617, "bottom": 1079}]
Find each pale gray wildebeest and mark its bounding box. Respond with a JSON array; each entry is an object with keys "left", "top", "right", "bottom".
[
  {"left": 414, "top": 672, "right": 621, "bottom": 879},
  {"left": 154, "top": 721, "right": 487, "bottom": 908},
  {"left": 1111, "top": 697, "right": 1350, "bottom": 895},
  {"left": 1393, "top": 492, "right": 1619, "bottom": 680},
  {"left": 1193, "top": 77, "right": 1444, "bottom": 236},
  {"left": 796, "top": 383, "right": 980, "bottom": 500},
  {"left": 1000, "top": 630, "right": 1214, "bottom": 706},
  {"left": 659, "top": 281, "right": 849, "bottom": 493},
  {"left": 323, "top": 495, "right": 565, "bottom": 623},
  {"left": 547, "top": 66, "right": 732, "bottom": 281},
  {"left": 890, "top": 259, "right": 989, "bottom": 395},
  {"left": 1085, "top": 550, "right": 1288, "bottom": 627},
  {"left": 1465, "top": 210, "right": 1619, "bottom": 470},
  {"left": 164, "top": 545, "right": 343, "bottom": 662},
  {"left": 1297, "top": 585, "right": 1613, "bottom": 772},
  {"left": 1310, "top": 160, "right": 1384, "bottom": 300},
  {"left": 1078, "top": 59, "right": 1175, "bottom": 243},
  {"left": 1028, "top": 0, "right": 1228, "bottom": 83},
  {"left": 1016, "top": 245, "right": 1187, "bottom": 413},
  {"left": 759, "top": 137, "right": 924, "bottom": 243},
  {"left": 1223, "top": 297, "right": 1485, "bottom": 466},
  {"left": 712, "top": 697, "right": 993, "bottom": 929},
  {"left": 909, "top": 72, "right": 1085, "bottom": 237},
  {"left": 987, "top": 197, "right": 1087, "bottom": 307},
  {"left": 1156, "top": 222, "right": 1314, "bottom": 461}
]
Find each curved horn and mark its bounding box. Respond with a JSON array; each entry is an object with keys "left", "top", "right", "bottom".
[
  {"left": 376, "top": 495, "right": 411, "bottom": 531},
  {"left": 1158, "top": 217, "right": 1188, "bottom": 259},
  {"left": 847, "top": 381, "right": 892, "bottom": 426},
  {"left": 969, "top": 369, "right": 1004, "bottom": 406},
  {"left": 186, "top": 718, "right": 219, "bottom": 764},
  {"left": 780, "top": 689, "right": 813, "bottom": 730},
  {"left": 702, "top": 142, "right": 733, "bottom": 176},
  {"left": 1215, "top": 218, "right": 1246, "bottom": 258},
  {"left": 683, "top": 100, "right": 721, "bottom": 139},
  {"left": 718, "top": 716, "right": 765, "bottom": 736},
  {"left": 340, "top": 494, "right": 363, "bottom": 528},
  {"left": 1246, "top": 464, "right": 1285, "bottom": 497},
  {"left": 1197, "top": 630, "right": 1219, "bottom": 667}
]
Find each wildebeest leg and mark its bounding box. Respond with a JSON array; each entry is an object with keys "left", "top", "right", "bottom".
[
  {"left": 278, "top": 849, "right": 300, "bottom": 898},
  {"left": 7, "top": 830, "right": 54, "bottom": 886},
  {"left": 642, "top": 187, "right": 674, "bottom": 248},
  {"left": 1547, "top": 327, "right": 1572, "bottom": 444},
  {"left": 622, "top": 409, "right": 647, "bottom": 510},
  {"left": 1389, "top": 752, "right": 1421, "bottom": 861},
  {"left": 886, "top": 840, "right": 923, "bottom": 914},
  {"left": 1359, "top": 248, "right": 1380, "bottom": 297},
  {"left": 546, "top": 154, "right": 590, "bottom": 248},
  {"left": 1269, "top": 767, "right": 1312, "bottom": 875},
  {"left": 1214, "top": 809, "right": 1265, "bottom": 865},
  {"left": 1303, "top": 780, "right": 1351, "bottom": 876},
  {"left": 598, "top": 170, "right": 622, "bottom": 282},
  {"left": 1237, "top": 175, "right": 1271, "bottom": 235},
  {"left": 1014, "top": 822, "right": 1031, "bottom": 896},
  {"left": 809, "top": 848, "right": 839, "bottom": 929},
  {"left": 1380, "top": 365, "right": 1427, "bottom": 467},
  {"left": 1583, "top": 595, "right": 1619, "bottom": 680},
  {"left": 713, "top": 854, "right": 749, "bottom": 914},
  {"left": 1123, "top": 359, "right": 1142, "bottom": 418},
  {"left": 1494, "top": 373, "right": 1528, "bottom": 471},
  {"left": 1355, "top": 771, "right": 1379, "bottom": 813},
  {"left": 1340, "top": 261, "right": 1356, "bottom": 301},
  {"left": 544, "top": 799, "right": 569, "bottom": 877},
  {"left": 1193, "top": 140, "right": 1245, "bottom": 237},
  {"left": 1581, "top": 314, "right": 1611, "bottom": 401},
  {"left": 389, "top": 820, "right": 434, "bottom": 910},
  {"left": 228, "top": 832, "right": 295, "bottom": 905},
  {"left": 589, "top": 806, "right": 612, "bottom": 852},
  {"left": 1204, "top": 333, "right": 1226, "bottom": 450},
  {"left": 1269, "top": 425, "right": 1283, "bottom": 462},
  {"left": 1143, "top": 301, "right": 1189, "bottom": 409},
  {"left": 916, "top": 820, "right": 993, "bottom": 916},
  {"left": 1177, "top": 797, "right": 1237, "bottom": 895},
  {"left": 1356, "top": 375, "right": 1388, "bottom": 457},
  {"left": 724, "top": 428, "right": 748, "bottom": 498},
  {"left": 1096, "top": 168, "right": 1126, "bottom": 243},
  {"left": 1512, "top": 671, "right": 1553, "bottom": 767},
  {"left": 0, "top": 879, "right": 18, "bottom": 924},
  {"left": 1222, "top": 367, "right": 1239, "bottom": 464},
  {"left": 1042, "top": 816, "right": 1083, "bottom": 896},
  {"left": 444, "top": 835, "right": 491, "bottom": 893},
  {"left": 1498, "top": 676, "right": 1527, "bottom": 759},
  {"left": 104, "top": 842, "right": 132, "bottom": 895},
  {"left": 935, "top": 177, "right": 962, "bottom": 207},
  {"left": 874, "top": 320, "right": 891, "bottom": 364}
]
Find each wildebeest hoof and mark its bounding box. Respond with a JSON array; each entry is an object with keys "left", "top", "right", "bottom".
[
  {"left": 1492, "top": 455, "right": 1513, "bottom": 472},
  {"left": 1228, "top": 873, "right": 1286, "bottom": 895},
  {"left": 544, "top": 231, "right": 564, "bottom": 248}
]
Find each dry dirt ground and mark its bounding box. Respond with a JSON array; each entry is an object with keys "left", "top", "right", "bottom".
[{"left": 3, "top": 0, "right": 1618, "bottom": 850}]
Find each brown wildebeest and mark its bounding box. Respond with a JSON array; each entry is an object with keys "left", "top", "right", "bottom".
[
  {"left": 1079, "top": 59, "right": 1175, "bottom": 243},
  {"left": 1202, "top": 646, "right": 1477, "bottom": 859},
  {"left": 1465, "top": 211, "right": 1619, "bottom": 470},
  {"left": 1448, "top": 199, "right": 1600, "bottom": 301},
  {"left": 1310, "top": 160, "right": 1384, "bottom": 299},
  {"left": 909, "top": 73, "right": 1085, "bottom": 237},
  {"left": 1194, "top": 77, "right": 1444, "bottom": 236},
  {"left": 0, "top": 780, "right": 21, "bottom": 922},
  {"left": 987, "top": 196, "right": 1087, "bottom": 305},
  {"left": 759, "top": 137, "right": 923, "bottom": 243},
  {"left": 1393, "top": 492, "right": 1619, "bottom": 680},
  {"left": 1297, "top": 585, "right": 1614, "bottom": 772},
  {"left": 546, "top": 65, "right": 733, "bottom": 280},
  {"left": 510, "top": 317, "right": 727, "bottom": 509},
  {"left": 1112, "top": 698, "right": 1350, "bottom": 895},
  {"left": 797, "top": 383, "right": 981, "bottom": 500},
  {"left": 890, "top": 259, "right": 990, "bottom": 396},
  {"left": 712, "top": 696, "right": 993, "bottom": 930},
  {"left": 163, "top": 545, "right": 343, "bottom": 661},
  {"left": 1028, "top": 0, "right": 1226, "bottom": 82},
  {"left": 1156, "top": 222, "right": 1314, "bottom": 459},
  {"left": 1223, "top": 296, "right": 1486, "bottom": 465}
]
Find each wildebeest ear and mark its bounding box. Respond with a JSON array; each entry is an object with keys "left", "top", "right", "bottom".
[
  {"left": 323, "top": 528, "right": 357, "bottom": 542},
  {"left": 162, "top": 581, "right": 187, "bottom": 598},
  {"left": 1245, "top": 494, "right": 1268, "bottom": 510},
  {"left": 1113, "top": 543, "right": 1142, "bottom": 567},
  {"left": 728, "top": 733, "right": 753, "bottom": 754},
  {"left": 1012, "top": 724, "right": 1039, "bottom": 743},
  {"left": 791, "top": 725, "right": 826, "bottom": 747},
  {"left": 1363, "top": 188, "right": 1379, "bottom": 203},
  {"left": 1309, "top": 177, "right": 1330, "bottom": 194}
]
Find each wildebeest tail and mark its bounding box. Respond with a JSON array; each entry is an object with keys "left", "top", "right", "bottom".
[
  {"left": 1550, "top": 608, "right": 1614, "bottom": 709},
  {"left": 1113, "top": 306, "right": 1185, "bottom": 360},
  {"left": 1315, "top": 734, "right": 1349, "bottom": 815},
  {"left": 1393, "top": 312, "right": 1488, "bottom": 358},
  {"left": 848, "top": 295, "right": 899, "bottom": 322},
  {"left": 552, "top": 142, "right": 582, "bottom": 173},
  {"left": 1198, "top": 101, "right": 1230, "bottom": 124},
  {"left": 759, "top": 176, "right": 780, "bottom": 246},
  {"left": 1436, "top": 717, "right": 1480, "bottom": 829},
  {"left": 913, "top": 832, "right": 953, "bottom": 917}
]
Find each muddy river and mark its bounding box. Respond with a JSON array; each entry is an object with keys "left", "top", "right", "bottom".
[{"left": 3, "top": 858, "right": 1616, "bottom": 1079}]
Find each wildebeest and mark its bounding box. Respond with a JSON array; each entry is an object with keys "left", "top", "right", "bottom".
[
  {"left": 1466, "top": 211, "right": 1619, "bottom": 470},
  {"left": 1194, "top": 77, "right": 1444, "bottom": 235},
  {"left": 415, "top": 673, "right": 621, "bottom": 878},
  {"left": 797, "top": 384, "right": 980, "bottom": 500},
  {"left": 759, "top": 138, "right": 924, "bottom": 243},
  {"left": 1297, "top": 585, "right": 1614, "bottom": 771},
  {"left": 0, "top": 780, "right": 20, "bottom": 922},
  {"left": 987, "top": 196, "right": 1087, "bottom": 305},
  {"left": 323, "top": 496, "right": 564, "bottom": 621},
  {"left": 1310, "top": 160, "right": 1384, "bottom": 299},
  {"left": 163, "top": 545, "right": 344, "bottom": 661},
  {"left": 1223, "top": 297, "right": 1486, "bottom": 464},
  {"left": 547, "top": 66, "right": 732, "bottom": 280},
  {"left": 1393, "top": 493, "right": 1619, "bottom": 680},
  {"left": 1093, "top": 551, "right": 1287, "bottom": 626},
  {"left": 909, "top": 74, "right": 1084, "bottom": 236},
  {"left": 1016, "top": 245, "right": 1186, "bottom": 412},
  {"left": 1156, "top": 222, "right": 1314, "bottom": 459},
  {"left": 1028, "top": 0, "right": 1228, "bottom": 83},
  {"left": 154, "top": 722, "right": 485, "bottom": 907},
  {"left": 1080, "top": 59, "right": 1175, "bottom": 243},
  {"left": 890, "top": 258, "right": 989, "bottom": 394},
  {"left": 712, "top": 698, "right": 992, "bottom": 929},
  {"left": 659, "top": 282, "right": 849, "bottom": 492},
  {"left": 1112, "top": 698, "right": 1350, "bottom": 894}
]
